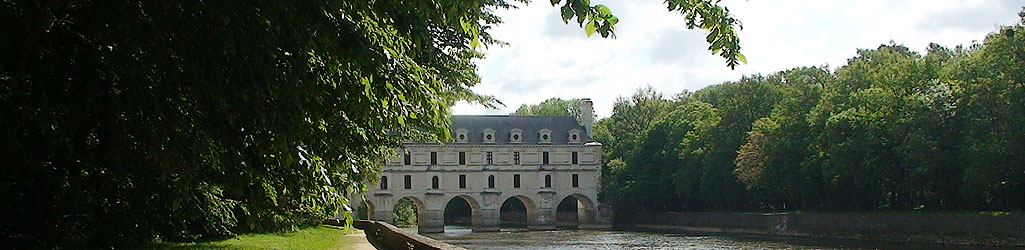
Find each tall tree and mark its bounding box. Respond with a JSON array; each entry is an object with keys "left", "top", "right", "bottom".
[
  {"left": 594, "top": 86, "right": 673, "bottom": 205},
  {"left": 945, "top": 11, "right": 1025, "bottom": 210},
  {"left": 594, "top": 86, "right": 674, "bottom": 162},
  {"left": 623, "top": 100, "right": 719, "bottom": 212},
  {"left": 807, "top": 44, "right": 956, "bottom": 210},
  {"left": 734, "top": 67, "right": 832, "bottom": 210},
  {"left": 691, "top": 75, "right": 782, "bottom": 210}
]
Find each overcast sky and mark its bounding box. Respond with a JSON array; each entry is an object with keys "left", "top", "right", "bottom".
[{"left": 451, "top": 0, "right": 1022, "bottom": 118}]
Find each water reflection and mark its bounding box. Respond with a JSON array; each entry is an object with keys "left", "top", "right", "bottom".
[{"left": 413, "top": 226, "right": 1017, "bottom": 250}]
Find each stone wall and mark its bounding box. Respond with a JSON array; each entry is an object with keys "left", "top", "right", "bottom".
[
  {"left": 623, "top": 211, "right": 1025, "bottom": 246},
  {"left": 353, "top": 220, "right": 465, "bottom": 250}
]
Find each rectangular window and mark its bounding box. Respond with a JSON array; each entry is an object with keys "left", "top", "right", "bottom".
[
  {"left": 572, "top": 174, "right": 579, "bottom": 187},
  {"left": 513, "top": 152, "right": 520, "bottom": 165},
  {"left": 459, "top": 175, "right": 467, "bottom": 189},
  {"left": 486, "top": 151, "right": 493, "bottom": 165},
  {"left": 513, "top": 174, "right": 521, "bottom": 188},
  {"left": 404, "top": 175, "right": 412, "bottom": 189},
  {"left": 459, "top": 152, "right": 466, "bottom": 165},
  {"left": 404, "top": 151, "right": 411, "bottom": 165},
  {"left": 543, "top": 152, "right": 549, "bottom": 165},
  {"left": 430, "top": 152, "right": 437, "bottom": 165},
  {"left": 572, "top": 152, "right": 578, "bottom": 165}
]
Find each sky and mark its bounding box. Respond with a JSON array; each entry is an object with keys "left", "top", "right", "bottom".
[{"left": 451, "top": 0, "right": 1023, "bottom": 118}]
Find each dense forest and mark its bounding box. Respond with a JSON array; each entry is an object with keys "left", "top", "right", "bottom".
[{"left": 587, "top": 11, "right": 1025, "bottom": 215}]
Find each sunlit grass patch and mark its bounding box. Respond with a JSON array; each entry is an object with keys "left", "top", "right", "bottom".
[{"left": 147, "top": 225, "right": 356, "bottom": 250}]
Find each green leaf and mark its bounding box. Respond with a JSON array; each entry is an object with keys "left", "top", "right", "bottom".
[
  {"left": 596, "top": 4, "right": 611, "bottom": 16},
  {"left": 459, "top": 18, "right": 473, "bottom": 33},
  {"left": 585, "top": 20, "right": 596, "bottom": 37},
  {"left": 362, "top": 77, "right": 372, "bottom": 96},
  {"left": 470, "top": 36, "right": 481, "bottom": 48},
  {"left": 561, "top": 5, "right": 573, "bottom": 24},
  {"left": 737, "top": 53, "right": 747, "bottom": 64}
]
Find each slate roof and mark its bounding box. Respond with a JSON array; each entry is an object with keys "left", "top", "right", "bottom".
[{"left": 448, "top": 115, "right": 592, "bottom": 145}]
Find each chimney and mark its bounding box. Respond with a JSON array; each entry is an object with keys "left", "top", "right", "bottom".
[{"left": 579, "top": 98, "right": 594, "bottom": 138}]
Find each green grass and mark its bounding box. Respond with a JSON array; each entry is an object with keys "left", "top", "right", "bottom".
[{"left": 147, "top": 225, "right": 360, "bottom": 250}]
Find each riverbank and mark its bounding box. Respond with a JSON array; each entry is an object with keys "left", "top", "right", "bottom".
[
  {"left": 354, "top": 220, "right": 465, "bottom": 250},
  {"left": 620, "top": 211, "right": 1025, "bottom": 247},
  {"left": 146, "top": 225, "right": 374, "bottom": 250}
]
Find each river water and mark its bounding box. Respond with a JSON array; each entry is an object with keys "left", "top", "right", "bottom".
[{"left": 412, "top": 226, "right": 1017, "bottom": 250}]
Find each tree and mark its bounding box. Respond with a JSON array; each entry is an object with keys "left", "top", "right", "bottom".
[
  {"left": 690, "top": 75, "right": 782, "bottom": 210},
  {"left": 392, "top": 198, "right": 418, "bottom": 227},
  {"left": 596, "top": 7, "right": 1025, "bottom": 214},
  {"left": 806, "top": 44, "right": 956, "bottom": 210},
  {"left": 620, "top": 100, "right": 718, "bottom": 211},
  {"left": 593, "top": 86, "right": 674, "bottom": 162},
  {"left": 511, "top": 98, "right": 594, "bottom": 123},
  {"left": 550, "top": 0, "right": 745, "bottom": 68},
  {"left": 594, "top": 86, "right": 673, "bottom": 206},
  {"left": 1, "top": 1, "right": 499, "bottom": 247},
  {"left": 1, "top": 0, "right": 746, "bottom": 247},
  {"left": 945, "top": 10, "right": 1025, "bottom": 210},
  {"left": 734, "top": 67, "right": 832, "bottom": 210}
]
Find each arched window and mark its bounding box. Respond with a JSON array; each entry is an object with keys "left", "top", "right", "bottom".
[
  {"left": 380, "top": 176, "right": 388, "bottom": 190},
  {"left": 544, "top": 175, "right": 552, "bottom": 188},
  {"left": 432, "top": 176, "right": 440, "bottom": 189},
  {"left": 488, "top": 175, "right": 495, "bottom": 188}
]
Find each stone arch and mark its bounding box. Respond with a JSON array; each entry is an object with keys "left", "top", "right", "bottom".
[
  {"left": 555, "top": 193, "right": 597, "bottom": 228},
  {"left": 357, "top": 198, "right": 375, "bottom": 220},
  {"left": 444, "top": 195, "right": 482, "bottom": 229},
  {"left": 393, "top": 196, "right": 426, "bottom": 228},
  {"left": 499, "top": 195, "right": 539, "bottom": 228}
]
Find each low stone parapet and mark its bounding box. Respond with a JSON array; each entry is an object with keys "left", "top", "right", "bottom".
[{"left": 353, "top": 220, "right": 465, "bottom": 250}]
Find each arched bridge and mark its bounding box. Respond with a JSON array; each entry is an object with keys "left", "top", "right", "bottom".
[{"left": 358, "top": 186, "right": 610, "bottom": 232}]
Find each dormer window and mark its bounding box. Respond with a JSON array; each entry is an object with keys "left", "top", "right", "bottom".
[
  {"left": 483, "top": 128, "right": 496, "bottom": 143},
  {"left": 538, "top": 128, "right": 552, "bottom": 144},
  {"left": 509, "top": 128, "right": 523, "bottom": 143},
  {"left": 568, "top": 129, "right": 581, "bottom": 143},
  {"left": 455, "top": 128, "right": 469, "bottom": 143}
]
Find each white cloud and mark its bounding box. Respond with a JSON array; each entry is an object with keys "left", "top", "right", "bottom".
[{"left": 452, "top": 0, "right": 1022, "bottom": 118}]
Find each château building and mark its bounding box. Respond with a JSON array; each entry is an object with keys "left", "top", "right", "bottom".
[{"left": 354, "top": 99, "right": 612, "bottom": 233}]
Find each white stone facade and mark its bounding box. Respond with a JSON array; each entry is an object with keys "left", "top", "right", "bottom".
[{"left": 355, "top": 99, "right": 612, "bottom": 233}]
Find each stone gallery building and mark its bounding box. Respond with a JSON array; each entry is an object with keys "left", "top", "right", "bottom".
[{"left": 355, "top": 99, "right": 612, "bottom": 233}]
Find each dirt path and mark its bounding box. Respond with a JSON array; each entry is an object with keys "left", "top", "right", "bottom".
[{"left": 341, "top": 229, "right": 377, "bottom": 250}]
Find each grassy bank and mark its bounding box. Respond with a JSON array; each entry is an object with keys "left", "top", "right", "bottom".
[{"left": 147, "top": 225, "right": 359, "bottom": 250}]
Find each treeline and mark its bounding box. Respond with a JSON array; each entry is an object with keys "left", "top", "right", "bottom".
[{"left": 595, "top": 13, "right": 1025, "bottom": 214}]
